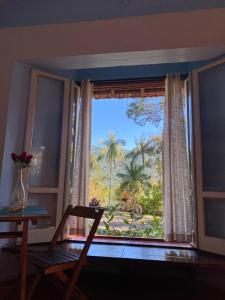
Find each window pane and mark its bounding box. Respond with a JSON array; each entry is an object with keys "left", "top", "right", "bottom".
[
  {"left": 28, "top": 193, "right": 57, "bottom": 229},
  {"left": 204, "top": 198, "right": 225, "bottom": 239},
  {"left": 199, "top": 62, "right": 225, "bottom": 191},
  {"left": 29, "top": 76, "right": 64, "bottom": 187}
]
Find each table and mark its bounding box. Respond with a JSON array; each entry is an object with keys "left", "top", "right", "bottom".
[{"left": 0, "top": 206, "right": 50, "bottom": 300}]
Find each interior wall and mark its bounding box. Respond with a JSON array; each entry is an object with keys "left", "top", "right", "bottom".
[
  {"left": 0, "top": 8, "right": 225, "bottom": 182},
  {"left": 0, "top": 62, "right": 30, "bottom": 205},
  {"left": 0, "top": 0, "right": 225, "bottom": 28},
  {"left": 0, "top": 62, "right": 30, "bottom": 246},
  {"left": 0, "top": 63, "right": 75, "bottom": 202}
]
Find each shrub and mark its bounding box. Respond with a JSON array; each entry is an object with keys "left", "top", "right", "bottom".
[
  {"left": 137, "top": 184, "right": 163, "bottom": 216},
  {"left": 141, "top": 217, "right": 164, "bottom": 238}
]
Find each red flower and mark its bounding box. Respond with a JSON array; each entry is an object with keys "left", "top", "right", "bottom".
[
  {"left": 26, "top": 154, "right": 33, "bottom": 161},
  {"left": 11, "top": 153, "right": 17, "bottom": 161},
  {"left": 20, "top": 151, "right": 27, "bottom": 160},
  {"left": 11, "top": 151, "right": 33, "bottom": 167}
]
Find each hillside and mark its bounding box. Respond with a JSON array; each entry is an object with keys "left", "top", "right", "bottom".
[{"left": 90, "top": 145, "right": 160, "bottom": 187}]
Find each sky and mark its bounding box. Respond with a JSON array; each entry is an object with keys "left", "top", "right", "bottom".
[{"left": 91, "top": 98, "right": 163, "bottom": 150}]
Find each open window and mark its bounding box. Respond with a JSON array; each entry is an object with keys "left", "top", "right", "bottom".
[
  {"left": 22, "top": 59, "right": 225, "bottom": 254},
  {"left": 192, "top": 58, "right": 225, "bottom": 255},
  {"left": 23, "top": 70, "right": 71, "bottom": 243},
  {"left": 89, "top": 77, "right": 194, "bottom": 242}
]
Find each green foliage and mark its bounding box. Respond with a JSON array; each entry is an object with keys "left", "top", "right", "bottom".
[
  {"left": 138, "top": 184, "right": 163, "bottom": 216},
  {"left": 127, "top": 97, "right": 164, "bottom": 127},
  {"left": 125, "top": 137, "right": 154, "bottom": 167},
  {"left": 90, "top": 98, "right": 165, "bottom": 239},
  {"left": 97, "top": 214, "right": 163, "bottom": 239},
  {"left": 140, "top": 217, "right": 164, "bottom": 238},
  {"left": 89, "top": 160, "right": 109, "bottom": 206},
  {"left": 148, "top": 136, "right": 163, "bottom": 184},
  {"left": 117, "top": 161, "right": 151, "bottom": 195},
  {"left": 101, "top": 204, "right": 119, "bottom": 234},
  {"left": 98, "top": 133, "right": 126, "bottom": 205}
]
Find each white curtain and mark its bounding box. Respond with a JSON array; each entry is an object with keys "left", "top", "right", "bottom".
[
  {"left": 163, "top": 74, "right": 192, "bottom": 242},
  {"left": 65, "top": 80, "right": 92, "bottom": 236}
]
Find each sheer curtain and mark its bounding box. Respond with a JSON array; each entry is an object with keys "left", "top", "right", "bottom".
[
  {"left": 65, "top": 80, "right": 92, "bottom": 236},
  {"left": 163, "top": 74, "right": 192, "bottom": 242}
]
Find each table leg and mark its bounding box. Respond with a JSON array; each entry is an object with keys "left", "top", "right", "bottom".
[{"left": 19, "top": 221, "right": 28, "bottom": 300}]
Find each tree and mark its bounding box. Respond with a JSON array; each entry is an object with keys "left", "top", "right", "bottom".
[
  {"left": 148, "top": 135, "right": 163, "bottom": 185},
  {"left": 117, "top": 161, "right": 151, "bottom": 195},
  {"left": 89, "top": 150, "right": 109, "bottom": 205},
  {"left": 99, "top": 133, "right": 126, "bottom": 205},
  {"left": 125, "top": 137, "right": 154, "bottom": 167},
  {"left": 127, "top": 97, "right": 164, "bottom": 127},
  {"left": 89, "top": 173, "right": 109, "bottom": 206},
  {"left": 90, "top": 152, "right": 99, "bottom": 171}
]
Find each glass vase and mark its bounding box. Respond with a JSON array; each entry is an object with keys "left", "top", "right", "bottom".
[{"left": 11, "top": 168, "right": 27, "bottom": 212}]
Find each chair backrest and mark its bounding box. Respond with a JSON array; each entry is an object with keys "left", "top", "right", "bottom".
[
  {"left": 47, "top": 205, "right": 104, "bottom": 299},
  {"left": 49, "top": 205, "right": 104, "bottom": 253}
]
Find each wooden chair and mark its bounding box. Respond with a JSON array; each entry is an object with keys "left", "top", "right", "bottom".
[{"left": 28, "top": 205, "right": 104, "bottom": 300}]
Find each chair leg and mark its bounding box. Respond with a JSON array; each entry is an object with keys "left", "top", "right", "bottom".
[
  {"left": 63, "top": 274, "right": 89, "bottom": 300},
  {"left": 55, "top": 270, "right": 69, "bottom": 284},
  {"left": 73, "top": 286, "right": 88, "bottom": 300},
  {"left": 27, "top": 272, "right": 42, "bottom": 300},
  {"left": 63, "top": 272, "right": 80, "bottom": 300}
]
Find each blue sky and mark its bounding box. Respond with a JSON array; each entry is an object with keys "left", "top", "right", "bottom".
[{"left": 91, "top": 98, "right": 162, "bottom": 150}]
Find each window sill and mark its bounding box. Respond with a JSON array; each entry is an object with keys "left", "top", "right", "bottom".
[{"left": 65, "top": 235, "right": 193, "bottom": 249}]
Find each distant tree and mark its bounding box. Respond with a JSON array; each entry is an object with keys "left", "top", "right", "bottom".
[
  {"left": 90, "top": 152, "right": 99, "bottom": 171},
  {"left": 127, "top": 97, "right": 164, "bottom": 127},
  {"left": 99, "top": 133, "right": 126, "bottom": 205},
  {"left": 89, "top": 150, "right": 108, "bottom": 205},
  {"left": 89, "top": 173, "right": 109, "bottom": 206},
  {"left": 126, "top": 137, "right": 154, "bottom": 167},
  {"left": 149, "top": 136, "right": 163, "bottom": 185},
  {"left": 117, "top": 161, "right": 151, "bottom": 195}
]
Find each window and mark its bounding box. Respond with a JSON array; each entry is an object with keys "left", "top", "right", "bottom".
[{"left": 89, "top": 79, "right": 168, "bottom": 240}]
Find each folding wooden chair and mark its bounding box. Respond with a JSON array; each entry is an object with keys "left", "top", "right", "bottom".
[{"left": 28, "top": 205, "right": 104, "bottom": 300}]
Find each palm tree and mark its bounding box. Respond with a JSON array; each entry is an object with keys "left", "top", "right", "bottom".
[
  {"left": 149, "top": 135, "right": 163, "bottom": 185},
  {"left": 90, "top": 152, "right": 98, "bottom": 171},
  {"left": 125, "top": 137, "right": 154, "bottom": 167},
  {"left": 117, "top": 161, "right": 151, "bottom": 195},
  {"left": 99, "top": 133, "right": 126, "bottom": 205}
]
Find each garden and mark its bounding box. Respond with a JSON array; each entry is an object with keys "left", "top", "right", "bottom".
[{"left": 89, "top": 96, "right": 164, "bottom": 239}]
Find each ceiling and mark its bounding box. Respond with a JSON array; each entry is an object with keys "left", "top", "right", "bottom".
[
  {"left": 24, "top": 46, "right": 225, "bottom": 71},
  {"left": 0, "top": 0, "right": 225, "bottom": 27}
]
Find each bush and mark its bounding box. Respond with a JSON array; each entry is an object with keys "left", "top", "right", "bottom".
[
  {"left": 141, "top": 217, "right": 164, "bottom": 238},
  {"left": 137, "top": 184, "right": 163, "bottom": 216},
  {"left": 96, "top": 216, "right": 163, "bottom": 239}
]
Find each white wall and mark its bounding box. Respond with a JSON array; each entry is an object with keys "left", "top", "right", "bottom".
[
  {"left": 0, "top": 9, "right": 225, "bottom": 177},
  {"left": 0, "top": 62, "right": 30, "bottom": 246}
]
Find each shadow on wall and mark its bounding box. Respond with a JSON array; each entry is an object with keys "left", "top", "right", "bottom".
[{"left": 0, "top": 62, "right": 30, "bottom": 247}]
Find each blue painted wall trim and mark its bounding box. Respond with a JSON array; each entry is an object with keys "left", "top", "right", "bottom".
[
  {"left": 0, "top": 0, "right": 225, "bottom": 27},
  {"left": 75, "top": 61, "right": 209, "bottom": 82}
]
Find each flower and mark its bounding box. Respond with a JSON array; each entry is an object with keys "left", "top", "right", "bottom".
[
  {"left": 20, "top": 151, "right": 27, "bottom": 160},
  {"left": 89, "top": 197, "right": 100, "bottom": 207},
  {"left": 26, "top": 154, "right": 33, "bottom": 161},
  {"left": 11, "top": 153, "right": 17, "bottom": 161},
  {"left": 11, "top": 151, "right": 33, "bottom": 168}
]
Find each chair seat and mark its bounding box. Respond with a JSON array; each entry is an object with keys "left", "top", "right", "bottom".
[
  {"left": 27, "top": 206, "right": 104, "bottom": 300},
  {"left": 28, "top": 247, "right": 84, "bottom": 275}
]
